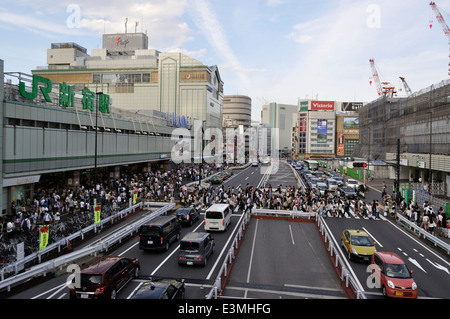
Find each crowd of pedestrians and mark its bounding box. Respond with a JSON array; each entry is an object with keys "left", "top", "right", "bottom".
[
  {"left": 0, "top": 164, "right": 217, "bottom": 244},
  {"left": 0, "top": 163, "right": 449, "bottom": 255},
  {"left": 401, "top": 200, "right": 449, "bottom": 238}
]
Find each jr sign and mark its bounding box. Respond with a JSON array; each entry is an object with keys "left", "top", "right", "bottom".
[{"left": 19, "top": 75, "right": 111, "bottom": 114}]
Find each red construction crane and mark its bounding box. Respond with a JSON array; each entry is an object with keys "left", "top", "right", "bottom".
[
  {"left": 429, "top": 1, "right": 450, "bottom": 75},
  {"left": 369, "top": 58, "right": 396, "bottom": 98}
]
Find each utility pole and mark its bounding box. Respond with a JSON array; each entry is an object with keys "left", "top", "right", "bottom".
[{"left": 395, "top": 138, "right": 400, "bottom": 199}]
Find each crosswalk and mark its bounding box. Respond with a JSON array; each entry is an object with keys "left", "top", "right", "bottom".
[{"left": 321, "top": 200, "right": 387, "bottom": 221}]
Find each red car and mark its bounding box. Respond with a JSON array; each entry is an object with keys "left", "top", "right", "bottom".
[
  {"left": 69, "top": 256, "right": 140, "bottom": 299},
  {"left": 370, "top": 251, "right": 418, "bottom": 299}
]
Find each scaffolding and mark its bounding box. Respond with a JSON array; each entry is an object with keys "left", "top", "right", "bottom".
[{"left": 354, "top": 79, "right": 450, "bottom": 161}]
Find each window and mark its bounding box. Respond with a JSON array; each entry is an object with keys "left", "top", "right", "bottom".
[{"left": 163, "top": 285, "right": 177, "bottom": 299}]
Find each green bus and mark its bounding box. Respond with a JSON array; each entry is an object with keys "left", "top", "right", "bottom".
[{"left": 303, "top": 160, "right": 319, "bottom": 171}]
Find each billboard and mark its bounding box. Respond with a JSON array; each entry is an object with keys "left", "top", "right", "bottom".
[
  {"left": 102, "top": 33, "right": 148, "bottom": 53},
  {"left": 343, "top": 117, "right": 359, "bottom": 129},
  {"left": 311, "top": 101, "right": 335, "bottom": 111},
  {"left": 337, "top": 133, "right": 345, "bottom": 156},
  {"left": 317, "top": 119, "right": 328, "bottom": 143},
  {"left": 341, "top": 102, "right": 364, "bottom": 112}
]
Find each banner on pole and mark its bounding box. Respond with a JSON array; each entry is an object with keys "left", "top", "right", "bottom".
[
  {"left": 94, "top": 205, "right": 101, "bottom": 224},
  {"left": 39, "top": 225, "right": 49, "bottom": 250}
]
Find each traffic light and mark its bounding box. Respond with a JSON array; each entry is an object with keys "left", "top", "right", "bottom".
[{"left": 353, "top": 162, "right": 367, "bottom": 168}]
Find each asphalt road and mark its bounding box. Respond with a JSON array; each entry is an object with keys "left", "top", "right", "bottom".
[{"left": 325, "top": 216, "right": 450, "bottom": 299}]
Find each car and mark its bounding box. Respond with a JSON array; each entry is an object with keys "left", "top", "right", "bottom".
[
  {"left": 341, "top": 229, "right": 377, "bottom": 262},
  {"left": 130, "top": 278, "right": 185, "bottom": 299},
  {"left": 317, "top": 182, "right": 328, "bottom": 196},
  {"left": 69, "top": 256, "right": 140, "bottom": 299},
  {"left": 252, "top": 160, "right": 259, "bottom": 167},
  {"left": 178, "top": 232, "right": 215, "bottom": 266},
  {"left": 333, "top": 175, "right": 344, "bottom": 186},
  {"left": 370, "top": 252, "right": 418, "bottom": 299},
  {"left": 346, "top": 179, "right": 360, "bottom": 190},
  {"left": 210, "top": 175, "right": 223, "bottom": 184},
  {"left": 337, "top": 186, "right": 357, "bottom": 199},
  {"left": 326, "top": 178, "right": 339, "bottom": 192},
  {"left": 310, "top": 178, "right": 321, "bottom": 188},
  {"left": 204, "top": 203, "right": 232, "bottom": 231},
  {"left": 173, "top": 207, "right": 200, "bottom": 226},
  {"left": 138, "top": 215, "right": 181, "bottom": 251}
]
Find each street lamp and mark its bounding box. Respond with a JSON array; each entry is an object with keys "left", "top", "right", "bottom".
[
  {"left": 95, "top": 93, "right": 103, "bottom": 181},
  {"left": 428, "top": 111, "right": 433, "bottom": 195},
  {"left": 198, "top": 120, "right": 206, "bottom": 186},
  {"left": 95, "top": 92, "right": 103, "bottom": 205}
]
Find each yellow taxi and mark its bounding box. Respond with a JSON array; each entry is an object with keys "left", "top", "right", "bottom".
[{"left": 341, "top": 229, "right": 376, "bottom": 262}]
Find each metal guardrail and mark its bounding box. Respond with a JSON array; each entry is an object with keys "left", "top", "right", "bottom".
[
  {"left": 252, "top": 208, "right": 315, "bottom": 220},
  {"left": 396, "top": 213, "right": 450, "bottom": 255},
  {"left": 316, "top": 215, "right": 367, "bottom": 299},
  {"left": 0, "top": 202, "right": 175, "bottom": 292}
]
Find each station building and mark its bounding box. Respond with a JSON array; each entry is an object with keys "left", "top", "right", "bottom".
[
  {"left": 32, "top": 32, "right": 224, "bottom": 131},
  {"left": 0, "top": 32, "right": 226, "bottom": 215}
]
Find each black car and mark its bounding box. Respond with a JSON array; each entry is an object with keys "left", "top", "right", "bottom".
[
  {"left": 173, "top": 207, "right": 200, "bottom": 226},
  {"left": 130, "top": 279, "right": 185, "bottom": 299},
  {"left": 337, "top": 186, "right": 357, "bottom": 199}
]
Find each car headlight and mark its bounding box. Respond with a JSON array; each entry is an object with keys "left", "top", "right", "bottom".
[
  {"left": 412, "top": 282, "right": 417, "bottom": 290},
  {"left": 387, "top": 280, "right": 395, "bottom": 289},
  {"left": 352, "top": 248, "right": 358, "bottom": 255}
]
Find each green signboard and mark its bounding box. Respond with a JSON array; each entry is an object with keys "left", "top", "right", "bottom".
[{"left": 19, "top": 75, "right": 111, "bottom": 114}]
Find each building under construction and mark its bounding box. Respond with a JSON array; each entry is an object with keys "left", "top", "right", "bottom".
[{"left": 353, "top": 79, "right": 450, "bottom": 197}]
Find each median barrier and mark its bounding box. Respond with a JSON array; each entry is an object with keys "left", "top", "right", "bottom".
[{"left": 316, "top": 216, "right": 367, "bottom": 299}]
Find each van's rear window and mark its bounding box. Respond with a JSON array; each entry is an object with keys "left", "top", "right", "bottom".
[
  {"left": 139, "top": 226, "right": 160, "bottom": 236},
  {"left": 206, "top": 211, "right": 223, "bottom": 219},
  {"left": 180, "top": 241, "right": 199, "bottom": 251}
]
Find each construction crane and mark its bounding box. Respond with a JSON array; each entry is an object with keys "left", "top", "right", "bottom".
[
  {"left": 399, "top": 77, "right": 413, "bottom": 97},
  {"left": 429, "top": 1, "right": 450, "bottom": 75},
  {"left": 369, "top": 58, "right": 397, "bottom": 98}
]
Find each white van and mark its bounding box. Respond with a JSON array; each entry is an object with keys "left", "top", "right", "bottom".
[
  {"left": 204, "top": 204, "right": 232, "bottom": 231},
  {"left": 326, "top": 178, "right": 339, "bottom": 192}
]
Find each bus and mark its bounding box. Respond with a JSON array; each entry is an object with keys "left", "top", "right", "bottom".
[{"left": 303, "top": 160, "right": 319, "bottom": 171}]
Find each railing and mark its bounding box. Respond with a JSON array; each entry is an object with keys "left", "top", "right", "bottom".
[
  {"left": 251, "top": 208, "right": 315, "bottom": 220},
  {"left": 0, "top": 202, "right": 175, "bottom": 292},
  {"left": 396, "top": 213, "right": 450, "bottom": 255},
  {"left": 316, "top": 215, "right": 367, "bottom": 299}
]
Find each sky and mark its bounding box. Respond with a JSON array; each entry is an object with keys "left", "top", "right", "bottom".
[{"left": 1, "top": 0, "right": 449, "bottom": 121}]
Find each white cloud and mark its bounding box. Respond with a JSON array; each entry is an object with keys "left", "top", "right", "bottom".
[{"left": 186, "top": 0, "right": 251, "bottom": 91}]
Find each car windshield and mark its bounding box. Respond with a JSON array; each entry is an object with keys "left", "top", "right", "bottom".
[
  {"left": 385, "top": 263, "right": 412, "bottom": 279},
  {"left": 81, "top": 274, "right": 103, "bottom": 286},
  {"left": 351, "top": 235, "right": 374, "bottom": 246}
]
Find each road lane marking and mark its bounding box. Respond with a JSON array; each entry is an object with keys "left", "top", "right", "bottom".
[
  {"left": 244, "top": 218, "right": 259, "bottom": 299},
  {"left": 150, "top": 221, "right": 205, "bottom": 276},
  {"left": 31, "top": 283, "right": 66, "bottom": 299},
  {"left": 206, "top": 213, "right": 246, "bottom": 280},
  {"left": 362, "top": 227, "right": 383, "bottom": 248},
  {"left": 289, "top": 225, "right": 295, "bottom": 245}
]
